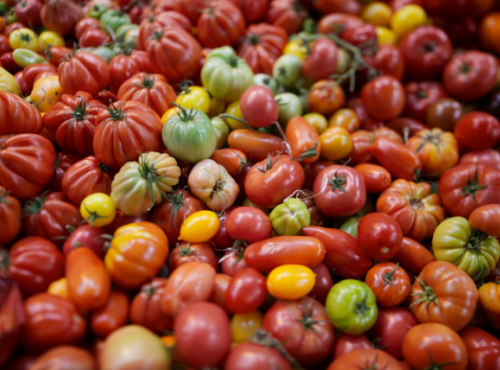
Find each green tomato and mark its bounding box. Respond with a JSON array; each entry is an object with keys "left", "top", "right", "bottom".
[
  {"left": 163, "top": 106, "right": 216, "bottom": 164},
  {"left": 100, "top": 10, "right": 131, "bottom": 32},
  {"left": 340, "top": 217, "right": 362, "bottom": 238},
  {"left": 88, "top": 4, "right": 108, "bottom": 19},
  {"left": 124, "top": 28, "right": 139, "bottom": 49},
  {"left": 272, "top": 54, "right": 302, "bottom": 88},
  {"left": 116, "top": 24, "right": 138, "bottom": 41},
  {"left": 12, "top": 49, "right": 46, "bottom": 68},
  {"left": 78, "top": 46, "right": 117, "bottom": 63},
  {"left": 269, "top": 198, "right": 310, "bottom": 236},
  {"left": 211, "top": 116, "right": 230, "bottom": 149},
  {"left": 275, "top": 92, "right": 302, "bottom": 125},
  {"left": 432, "top": 217, "right": 500, "bottom": 282},
  {"left": 201, "top": 46, "right": 254, "bottom": 102},
  {"left": 325, "top": 280, "right": 378, "bottom": 335},
  {"left": 253, "top": 73, "right": 278, "bottom": 95}
]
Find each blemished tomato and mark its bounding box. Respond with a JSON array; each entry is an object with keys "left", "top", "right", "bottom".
[
  {"left": 91, "top": 290, "right": 129, "bottom": 338},
  {"left": 231, "top": 311, "right": 263, "bottom": 344},
  {"left": 267, "top": 264, "right": 316, "bottom": 301},
  {"left": 358, "top": 213, "right": 403, "bottom": 260},
  {"left": 225, "top": 267, "right": 267, "bottom": 314},
  {"left": 179, "top": 210, "right": 220, "bottom": 243},
  {"left": 308, "top": 80, "right": 345, "bottom": 117},
  {"left": 469, "top": 204, "right": 500, "bottom": 238},
  {"left": 226, "top": 206, "right": 272, "bottom": 243},
  {"left": 80, "top": 193, "right": 116, "bottom": 228},
  {"left": 454, "top": 112, "right": 500, "bottom": 150},
  {"left": 361, "top": 75, "right": 405, "bottom": 122},
  {"left": 328, "top": 349, "right": 402, "bottom": 370},
  {"left": 365, "top": 262, "right": 411, "bottom": 307},
  {"left": 460, "top": 326, "right": 500, "bottom": 370}
]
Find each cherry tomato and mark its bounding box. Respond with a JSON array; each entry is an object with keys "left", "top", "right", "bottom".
[
  {"left": 266, "top": 264, "right": 316, "bottom": 301},
  {"left": 226, "top": 206, "right": 272, "bottom": 243},
  {"left": 354, "top": 164, "right": 392, "bottom": 194},
  {"left": 304, "top": 112, "right": 328, "bottom": 134},
  {"left": 175, "top": 85, "right": 210, "bottom": 114},
  {"left": 358, "top": 213, "right": 403, "bottom": 260},
  {"left": 390, "top": 4, "right": 427, "bottom": 38},
  {"left": 365, "top": 262, "right": 411, "bottom": 306},
  {"left": 329, "top": 108, "right": 360, "bottom": 133},
  {"left": 320, "top": 126, "right": 353, "bottom": 161},
  {"left": 361, "top": 75, "right": 405, "bottom": 122},
  {"left": 80, "top": 193, "right": 116, "bottom": 227},
  {"left": 179, "top": 210, "right": 220, "bottom": 243},
  {"left": 225, "top": 267, "right": 267, "bottom": 314}
]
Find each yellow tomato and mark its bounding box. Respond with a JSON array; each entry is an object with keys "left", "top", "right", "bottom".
[
  {"left": 242, "top": 198, "right": 270, "bottom": 214},
  {"left": 161, "top": 107, "right": 181, "bottom": 125},
  {"left": 161, "top": 335, "right": 176, "bottom": 348},
  {"left": 267, "top": 264, "right": 316, "bottom": 300},
  {"left": 38, "top": 31, "right": 65, "bottom": 50},
  {"left": 303, "top": 112, "right": 328, "bottom": 134},
  {"left": 390, "top": 5, "right": 427, "bottom": 38},
  {"left": 0, "top": 67, "right": 21, "bottom": 95},
  {"left": 31, "top": 75, "right": 62, "bottom": 113},
  {"left": 320, "top": 126, "right": 353, "bottom": 161},
  {"left": 47, "top": 277, "right": 70, "bottom": 299},
  {"left": 375, "top": 26, "right": 396, "bottom": 45},
  {"left": 175, "top": 86, "right": 210, "bottom": 113},
  {"left": 223, "top": 101, "right": 245, "bottom": 130},
  {"left": 231, "top": 311, "right": 263, "bottom": 343},
  {"left": 362, "top": 2, "right": 392, "bottom": 27},
  {"left": 329, "top": 108, "right": 360, "bottom": 133},
  {"left": 9, "top": 28, "right": 39, "bottom": 52},
  {"left": 80, "top": 193, "right": 116, "bottom": 227},
  {"left": 179, "top": 210, "right": 220, "bottom": 243},
  {"left": 207, "top": 96, "right": 225, "bottom": 117},
  {"left": 284, "top": 39, "right": 307, "bottom": 60}
]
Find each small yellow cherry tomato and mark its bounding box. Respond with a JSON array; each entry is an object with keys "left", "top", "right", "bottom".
[
  {"left": 231, "top": 311, "right": 263, "bottom": 343},
  {"left": 31, "top": 75, "right": 62, "bottom": 112},
  {"left": 375, "top": 26, "right": 396, "bottom": 45},
  {"left": 9, "top": 28, "right": 39, "bottom": 52},
  {"left": 284, "top": 39, "right": 307, "bottom": 60},
  {"left": 38, "top": 31, "right": 65, "bottom": 50},
  {"left": 267, "top": 264, "right": 316, "bottom": 300},
  {"left": 390, "top": 5, "right": 427, "bottom": 38},
  {"left": 0, "top": 67, "right": 21, "bottom": 95},
  {"left": 362, "top": 2, "right": 392, "bottom": 27},
  {"left": 47, "top": 277, "right": 70, "bottom": 299},
  {"left": 223, "top": 101, "right": 245, "bottom": 130},
  {"left": 80, "top": 193, "right": 116, "bottom": 227},
  {"left": 303, "top": 112, "right": 328, "bottom": 135},
  {"left": 161, "top": 107, "right": 181, "bottom": 125},
  {"left": 179, "top": 210, "right": 220, "bottom": 243},
  {"left": 175, "top": 85, "right": 210, "bottom": 113},
  {"left": 242, "top": 198, "right": 270, "bottom": 214},
  {"left": 207, "top": 96, "right": 225, "bottom": 117},
  {"left": 320, "top": 126, "right": 353, "bottom": 161},
  {"left": 329, "top": 108, "right": 360, "bottom": 133}
]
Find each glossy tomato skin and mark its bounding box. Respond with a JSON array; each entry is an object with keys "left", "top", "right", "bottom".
[
  {"left": 478, "top": 282, "right": 500, "bottom": 329},
  {"left": 91, "top": 290, "right": 129, "bottom": 338},
  {"left": 403, "top": 81, "right": 448, "bottom": 122},
  {"left": 0, "top": 185, "right": 21, "bottom": 245},
  {"left": 266, "top": 0, "right": 308, "bottom": 35},
  {"left": 263, "top": 297, "right": 335, "bottom": 365},
  {"left": 239, "top": 86, "right": 279, "bottom": 129},
  {"left": 354, "top": 164, "right": 392, "bottom": 194},
  {"left": 210, "top": 274, "right": 232, "bottom": 313},
  {"left": 393, "top": 237, "right": 435, "bottom": 275},
  {"left": 361, "top": 75, "right": 405, "bottom": 122},
  {"left": 469, "top": 204, "right": 500, "bottom": 238},
  {"left": 454, "top": 112, "right": 500, "bottom": 150},
  {"left": 59, "top": 51, "right": 110, "bottom": 96},
  {"left": 228, "top": 129, "right": 284, "bottom": 163},
  {"left": 303, "top": 160, "right": 334, "bottom": 190},
  {"left": 308, "top": 263, "right": 334, "bottom": 304},
  {"left": 328, "top": 349, "right": 401, "bottom": 370},
  {"left": 364, "top": 45, "right": 405, "bottom": 81},
  {"left": 224, "top": 342, "right": 292, "bottom": 370},
  {"left": 460, "top": 149, "right": 500, "bottom": 171},
  {"left": 221, "top": 249, "right": 249, "bottom": 276},
  {"left": 46, "top": 151, "right": 84, "bottom": 192},
  {"left": 62, "top": 224, "right": 107, "bottom": 259},
  {"left": 302, "top": 38, "right": 338, "bottom": 82},
  {"left": 286, "top": 116, "right": 321, "bottom": 164},
  {"left": 358, "top": 213, "right": 403, "bottom": 260},
  {"left": 0, "top": 91, "right": 43, "bottom": 135},
  {"left": 30, "top": 346, "right": 96, "bottom": 370},
  {"left": 9, "top": 237, "right": 64, "bottom": 296},
  {"left": 174, "top": 302, "right": 231, "bottom": 368},
  {"left": 313, "top": 165, "right": 366, "bottom": 217},
  {"left": 226, "top": 206, "right": 272, "bottom": 243},
  {"left": 387, "top": 117, "right": 427, "bottom": 137},
  {"left": 333, "top": 333, "right": 372, "bottom": 359},
  {"left": 108, "top": 51, "right": 153, "bottom": 94},
  {"left": 243, "top": 236, "right": 325, "bottom": 273},
  {"left": 21, "top": 293, "right": 86, "bottom": 353},
  {"left": 365, "top": 263, "right": 411, "bottom": 307},
  {"left": 225, "top": 267, "right": 267, "bottom": 314},
  {"left": 426, "top": 97, "right": 463, "bottom": 131},
  {"left": 460, "top": 326, "right": 500, "bottom": 370},
  {"left": 168, "top": 242, "right": 218, "bottom": 271},
  {"left": 302, "top": 226, "right": 372, "bottom": 279}
]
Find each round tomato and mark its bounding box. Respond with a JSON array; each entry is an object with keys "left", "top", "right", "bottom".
[
  {"left": 226, "top": 206, "right": 272, "bottom": 243},
  {"left": 454, "top": 112, "right": 500, "bottom": 150},
  {"left": 426, "top": 97, "right": 463, "bottom": 132},
  {"left": 30, "top": 346, "right": 95, "bottom": 370},
  {"left": 230, "top": 311, "right": 263, "bottom": 343},
  {"left": 469, "top": 204, "right": 500, "bottom": 238},
  {"left": 168, "top": 242, "right": 217, "bottom": 272},
  {"left": 225, "top": 342, "right": 291, "bottom": 370},
  {"left": 302, "top": 38, "right": 338, "bottom": 82},
  {"left": 328, "top": 349, "right": 401, "bottom": 370},
  {"left": 90, "top": 290, "right": 129, "bottom": 338},
  {"left": 365, "top": 262, "right": 411, "bottom": 307},
  {"left": 357, "top": 213, "right": 403, "bottom": 260},
  {"left": 320, "top": 127, "right": 353, "bottom": 161},
  {"left": 479, "top": 282, "right": 500, "bottom": 329},
  {"left": 361, "top": 75, "right": 405, "bottom": 122},
  {"left": 270, "top": 198, "right": 310, "bottom": 236},
  {"left": 308, "top": 80, "right": 345, "bottom": 117},
  {"left": 240, "top": 86, "right": 279, "bottom": 129},
  {"left": 80, "top": 193, "right": 116, "bottom": 228},
  {"left": 108, "top": 50, "right": 153, "bottom": 94},
  {"left": 460, "top": 326, "right": 500, "bottom": 370},
  {"left": 333, "top": 333, "right": 372, "bottom": 359},
  {"left": 226, "top": 267, "right": 267, "bottom": 314}
]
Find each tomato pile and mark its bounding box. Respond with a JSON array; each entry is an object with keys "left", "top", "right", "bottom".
[{"left": 2, "top": 0, "right": 500, "bottom": 369}]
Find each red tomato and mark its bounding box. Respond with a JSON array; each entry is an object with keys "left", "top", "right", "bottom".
[
  {"left": 333, "top": 333, "right": 372, "bottom": 359},
  {"left": 46, "top": 151, "right": 83, "bottom": 193},
  {"left": 211, "top": 207, "right": 236, "bottom": 249},
  {"left": 365, "top": 262, "right": 411, "bottom": 307},
  {"left": 226, "top": 206, "right": 272, "bottom": 243},
  {"left": 354, "top": 164, "right": 392, "bottom": 194},
  {"left": 303, "top": 160, "right": 334, "bottom": 189},
  {"left": 225, "top": 267, "right": 267, "bottom": 314},
  {"left": 74, "top": 17, "right": 99, "bottom": 39},
  {"left": 313, "top": 165, "right": 366, "bottom": 217},
  {"left": 8, "top": 237, "right": 64, "bottom": 296},
  {"left": 0, "top": 185, "right": 21, "bottom": 246},
  {"left": 454, "top": 112, "right": 500, "bottom": 150},
  {"left": 138, "top": 11, "right": 192, "bottom": 51},
  {"left": 40, "top": 0, "right": 83, "bottom": 36},
  {"left": 108, "top": 51, "right": 153, "bottom": 94},
  {"left": 265, "top": 0, "right": 308, "bottom": 34},
  {"left": 460, "top": 148, "right": 500, "bottom": 171},
  {"left": 361, "top": 75, "right": 405, "bottom": 122},
  {"left": 47, "top": 46, "right": 73, "bottom": 67},
  {"left": 224, "top": 342, "right": 291, "bottom": 370},
  {"left": 22, "top": 63, "right": 58, "bottom": 92},
  {"left": 167, "top": 242, "right": 218, "bottom": 271},
  {"left": 328, "top": 349, "right": 401, "bottom": 370},
  {"left": 365, "top": 45, "right": 405, "bottom": 81},
  {"left": 317, "top": 13, "right": 363, "bottom": 35},
  {"left": 308, "top": 262, "right": 334, "bottom": 304},
  {"left": 228, "top": 129, "right": 284, "bottom": 163},
  {"left": 393, "top": 237, "right": 435, "bottom": 275},
  {"left": 90, "top": 290, "right": 129, "bottom": 338},
  {"left": 209, "top": 273, "right": 232, "bottom": 313},
  {"left": 236, "top": 0, "right": 269, "bottom": 23},
  {"left": 469, "top": 204, "right": 500, "bottom": 238},
  {"left": 403, "top": 81, "right": 448, "bottom": 122},
  {"left": 79, "top": 28, "right": 111, "bottom": 48},
  {"left": 30, "top": 346, "right": 96, "bottom": 370},
  {"left": 302, "top": 38, "right": 338, "bottom": 82},
  {"left": 221, "top": 248, "right": 248, "bottom": 276},
  {"left": 62, "top": 224, "right": 107, "bottom": 259},
  {"left": 460, "top": 326, "right": 500, "bottom": 370},
  {"left": 358, "top": 213, "right": 403, "bottom": 260},
  {"left": 286, "top": 116, "right": 321, "bottom": 164},
  {"left": 0, "top": 91, "right": 43, "bottom": 136},
  {"left": 387, "top": 117, "right": 427, "bottom": 137},
  {"left": 239, "top": 86, "right": 279, "bottom": 128},
  {"left": 59, "top": 51, "right": 110, "bottom": 96},
  {"left": 341, "top": 23, "right": 376, "bottom": 46}
]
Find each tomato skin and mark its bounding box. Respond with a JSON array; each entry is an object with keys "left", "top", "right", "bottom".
[
  {"left": 263, "top": 297, "right": 335, "bottom": 365},
  {"left": 228, "top": 129, "right": 284, "bottom": 163},
  {"left": 303, "top": 160, "right": 334, "bottom": 190},
  {"left": 354, "top": 164, "right": 392, "bottom": 194},
  {"left": 224, "top": 342, "right": 292, "bottom": 370},
  {"left": 478, "top": 282, "right": 500, "bottom": 329},
  {"left": 308, "top": 262, "right": 334, "bottom": 304},
  {"left": 462, "top": 326, "right": 500, "bottom": 369},
  {"left": 225, "top": 267, "right": 267, "bottom": 314},
  {"left": 266, "top": 0, "right": 308, "bottom": 34},
  {"left": 361, "top": 75, "right": 405, "bottom": 122},
  {"left": 0, "top": 91, "right": 42, "bottom": 135},
  {"left": 469, "top": 204, "right": 500, "bottom": 238},
  {"left": 108, "top": 51, "right": 153, "bottom": 94},
  {"left": 460, "top": 149, "right": 500, "bottom": 171},
  {"left": 62, "top": 224, "right": 107, "bottom": 259},
  {"left": 333, "top": 333, "right": 372, "bottom": 359},
  {"left": 0, "top": 185, "right": 21, "bottom": 245},
  {"left": 226, "top": 206, "right": 272, "bottom": 243},
  {"left": 302, "top": 226, "right": 372, "bottom": 279},
  {"left": 59, "top": 52, "right": 110, "bottom": 96},
  {"left": 31, "top": 346, "right": 96, "bottom": 370},
  {"left": 402, "top": 323, "right": 468, "bottom": 370},
  {"left": 130, "top": 277, "right": 173, "bottom": 335},
  {"left": 221, "top": 249, "right": 249, "bottom": 276},
  {"left": 364, "top": 44, "right": 405, "bottom": 81},
  {"left": 328, "top": 349, "right": 401, "bottom": 370},
  {"left": 244, "top": 236, "right": 325, "bottom": 273},
  {"left": 21, "top": 293, "right": 86, "bottom": 353},
  {"left": 317, "top": 13, "right": 363, "bottom": 35},
  {"left": 308, "top": 80, "right": 345, "bottom": 117},
  {"left": 174, "top": 302, "right": 231, "bottom": 368},
  {"left": 358, "top": 213, "right": 403, "bottom": 260},
  {"left": 387, "top": 117, "right": 427, "bottom": 137},
  {"left": 90, "top": 290, "right": 129, "bottom": 338},
  {"left": 409, "top": 261, "right": 478, "bottom": 332},
  {"left": 365, "top": 263, "right": 411, "bottom": 307},
  {"left": 403, "top": 81, "right": 448, "bottom": 122},
  {"left": 302, "top": 38, "right": 338, "bottom": 82},
  {"left": 393, "top": 237, "right": 435, "bottom": 275},
  {"left": 454, "top": 112, "right": 500, "bottom": 150},
  {"left": 168, "top": 242, "right": 217, "bottom": 272},
  {"left": 210, "top": 274, "right": 232, "bottom": 313},
  {"left": 9, "top": 237, "right": 64, "bottom": 296},
  {"left": 240, "top": 86, "right": 279, "bottom": 128}
]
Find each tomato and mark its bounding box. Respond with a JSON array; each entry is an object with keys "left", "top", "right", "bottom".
[
  {"left": 443, "top": 51, "right": 497, "bottom": 102},
  {"left": 375, "top": 26, "right": 396, "bottom": 45},
  {"left": 328, "top": 109, "right": 359, "bottom": 134},
  {"left": 105, "top": 222, "right": 168, "bottom": 289},
  {"left": 365, "top": 263, "right": 411, "bottom": 307},
  {"left": 426, "top": 98, "right": 463, "bottom": 132},
  {"left": 9, "top": 28, "right": 38, "bottom": 52},
  {"left": 226, "top": 206, "right": 272, "bottom": 243},
  {"left": 266, "top": 0, "right": 308, "bottom": 34},
  {"left": 317, "top": 13, "right": 363, "bottom": 34},
  {"left": 308, "top": 80, "right": 345, "bottom": 117},
  {"left": 276, "top": 92, "right": 303, "bottom": 124},
  {"left": 390, "top": 4, "right": 427, "bottom": 37},
  {"left": 210, "top": 273, "right": 232, "bottom": 313},
  {"left": 402, "top": 323, "right": 467, "bottom": 370},
  {"left": 302, "top": 226, "right": 372, "bottom": 279},
  {"left": 454, "top": 112, "right": 500, "bottom": 150},
  {"left": 221, "top": 247, "right": 248, "bottom": 276},
  {"left": 0, "top": 68, "right": 21, "bottom": 97},
  {"left": 58, "top": 51, "right": 109, "bottom": 96},
  {"left": 460, "top": 326, "right": 500, "bottom": 370},
  {"left": 38, "top": 31, "right": 65, "bottom": 50},
  {"left": 438, "top": 164, "right": 500, "bottom": 218},
  {"left": 469, "top": 204, "right": 500, "bottom": 238},
  {"left": 228, "top": 129, "right": 284, "bottom": 163},
  {"left": 308, "top": 263, "right": 334, "bottom": 304},
  {"left": 31, "top": 346, "right": 96, "bottom": 370},
  {"left": 178, "top": 210, "right": 220, "bottom": 243},
  {"left": 269, "top": 198, "right": 310, "bottom": 236},
  {"left": 21, "top": 293, "right": 86, "bottom": 353},
  {"left": 174, "top": 301, "right": 231, "bottom": 367},
  {"left": 31, "top": 75, "right": 63, "bottom": 113},
  {"left": 168, "top": 242, "right": 217, "bottom": 272},
  {"left": 62, "top": 225, "right": 106, "bottom": 259},
  {"left": 130, "top": 278, "right": 172, "bottom": 334},
  {"left": 80, "top": 193, "right": 116, "bottom": 228},
  {"left": 326, "top": 280, "right": 378, "bottom": 335},
  {"left": 14, "top": 0, "right": 42, "bottom": 27},
  {"left": 320, "top": 127, "right": 352, "bottom": 161},
  {"left": 409, "top": 261, "right": 478, "bottom": 331},
  {"left": 224, "top": 342, "right": 292, "bottom": 370},
  {"left": 364, "top": 44, "right": 405, "bottom": 81},
  {"left": 329, "top": 349, "right": 401, "bottom": 370},
  {"left": 40, "top": 0, "right": 83, "bottom": 35},
  {"left": 267, "top": 264, "right": 316, "bottom": 301},
  {"left": 225, "top": 267, "right": 267, "bottom": 314},
  {"left": 301, "top": 38, "right": 338, "bottom": 82},
  {"left": 478, "top": 282, "right": 500, "bottom": 329},
  {"left": 8, "top": 237, "right": 64, "bottom": 295},
  {"left": 460, "top": 149, "right": 500, "bottom": 171},
  {"left": 354, "top": 164, "right": 392, "bottom": 194},
  {"left": 357, "top": 213, "right": 403, "bottom": 260},
  {"left": 361, "top": 75, "right": 405, "bottom": 122},
  {"left": 108, "top": 50, "right": 153, "bottom": 94},
  {"left": 313, "top": 165, "right": 366, "bottom": 217},
  {"left": 210, "top": 149, "right": 248, "bottom": 178},
  {"left": 90, "top": 290, "right": 128, "bottom": 338},
  {"left": 239, "top": 86, "right": 278, "bottom": 129},
  {"left": 244, "top": 236, "right": 325, "bottom": 273},
  {"left": 46, "top": 46, "right": 72, "bottom": 67},
  {"left": 0, "top": 186, "right": 21, "bottom": 246},
  {"left": 173, "top": 85, "right": 209, "bottom": 114},
  {"left": 333, "top": 333, "right": 372, "bottom": 359},
  {"left": 231, "top": 311, "right": 263, "bottom": 343},
  {"left": 403, "top": 81, "right": 448, "bottom": 123},
  {"left": 0, "top": 134, "right": 55, "bottom": 199},
  {"left": 0, "top": 91, "right": 42, "bottom": 135}
]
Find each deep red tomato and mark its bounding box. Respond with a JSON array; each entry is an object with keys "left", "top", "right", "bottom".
[
  {"left": 469, "top": 204, "right": 500, "bottom": 238},
  {"left": 263, "top": 297, "right": 335, "bottom": 365},
  {"left": 393, "top": 237, "right": 435, "bottom": 275},
  {"left": 211, "top": 207, "right": 236, "bottom": 249},
  {"left": 365, "top": 262, "right": 411, "bottom": 307},
  {"left": 358, "top": 213, "right": 403, "bottom": 260},
  {"left": 314, "top": 0, "right": 361, "bottom": 14},
  {"left": 226, "top": 206, "right": 272, "bottom": 243},
  {"left": 74, "top": 17, "right": 99, "bottom": 40},
  {"left": 303, "top": 160, "right": 334, "bottom": 190},
  {"left": 367, "top": 306, "right": 418, "bottom": 360},
  {"left": 173, "top": 0, "right": 206, "bottom": 24},
  {"left": 209, "top": 273, "right": 231, "bottom": 313},
  {"left": 460, "top": 326, "right": 500, "bottom": 370},
  {"left": 361, "top": 75, "right": 405, "bottom": 122},
  {"left": 399, "top": 26, "right": 453, "bottom": 80},
  {"left": 0, "top": 35, "right": 11, "bottom": 56},
  {"left": 62, "top": 224, "right": 108, "bottom": 259},
  {"left": 328, "top": 349, "right": 401, "bottom": 370},
  {"left": 443, "top": 50, "right": 497, "bottom": 102},
  {"left": 14, "top": 0, "right": 42, "bottom": 27},
  {"left": 364, "top": 45, "right": 405, "bottom": 81},
  {"left": 0, "top": 185, "right": 21, "bottom": 246},
  {"left": 225, "top": 267, "right": 267, "bottom": 314},
  {"left": 90, "top": 290, "right": 129, "bottom": 338},
  {"left": 21, "top": 293, "right": 86, "bottom": 353},
  {"left": 0, "top": 91, "right": 43, "bottom": 136},
  {"left": 308, "top": 262, "right": 334, "bottom": 304},
  {"left": 426, "top": 97, "right": 464, "bottom": 131},
  {"left": 137, "top": 11, "right": 192, "bottom": 51},
  {"left": 46, "top": 152, "right": 83, "bottom": 193},
  {"left": 0, "top": 277, "right": 24, "bottom": 368},
  {"left": 438, "top": 163, "right": 500, "bottom": 218},
  {"left": 460, "top": 148, "right": 500, "bottom": 171},
  {"left": 420, "top": 0, "right": 470, "bottom": 19},
  {"left": 302, "top": 38, "right": 338, "bottom": 82},
  {"left": 317, "top": 13, "right": 363, "bottom": 35},
  {"left": 301, "top": 227, "right": 372, "bottom": 278},
  {"left": 79, "top": 28, "right": 112, "bottom": 48},
  {"left": 354, "top": 164, "right": 392, "bottom": 194},
  {"left": 403, "top": 81, "right": 447, "bottom": 122},
  {"left": 224, "top": 342, "right": 291, "bottom": 370},
  {"left": 333, "top": 333, "right": 372, "bottom": 359},
  {"left": 8, "top": 237, "right": 64, "bottom": 296},
  {"left": 221, "top": 248, "right": 248, "bottom": 276},
  {"left": 0, "top": 52, "right": 22, "bottom": 74},
  {"left": 40, "top": 0, "right": 83, "bottom": 36},
  {"left": 266, "top": 0, "right": 308, "bottom": 34},
  {"left": 239, "top": 86, "right": 279, "bottom": 128},
  {"left": 313, "top": 165, "right": 366, "bottom": 217},
  {"left": 228, "top": 129, "right": 284, "bottom": 163},
  {"left": 168, "top": 242, "right": 218, "bottom": 271},
  {"left": 454, "top": 112, "right": 500, "bottom": 150},
  {"left": 108, "top": 50, "right": 154, "bottom": 94},
  {"left": 46, "top": 46, "right": 73, "bottom": 67},
  {"left": 59, "top": 51, "right": 110, "bottom": 96},
  {"left": 130, "top": 277, "right": 173, "bottom": 334},
  {"left": 30, "top": 346, "right": 95, "bottom": 370}
]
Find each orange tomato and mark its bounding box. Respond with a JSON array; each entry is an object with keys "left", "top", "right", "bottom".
[
  {"left": 308, "top": 80, "right": 346, "bottom": 117},
  {"left": 286, "top": 116, "right": 321, "bottom": 164},
  {"left": 91, "top": 290, "right": 129, "bottom": 338},
  {"left": 329, "top": 108, "right": 360, "bottom": 133},
  {"left": 320, "top": 127, "right": 353, "bottom": 161}
]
